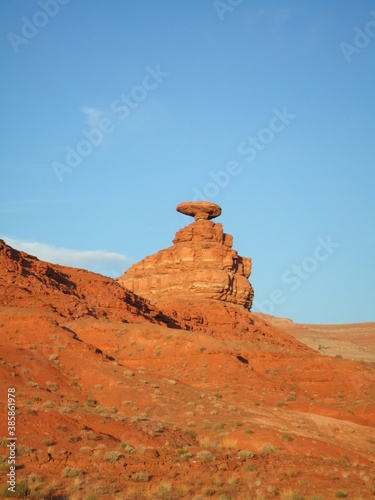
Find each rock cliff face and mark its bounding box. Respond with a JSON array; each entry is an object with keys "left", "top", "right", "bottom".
[{"left": 117, "top": 203, "right": 254, "bottom": 309}]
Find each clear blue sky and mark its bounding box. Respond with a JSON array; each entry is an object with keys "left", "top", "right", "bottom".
[{"left": 1, "top": 0, "right": 374, "bottom": 324}]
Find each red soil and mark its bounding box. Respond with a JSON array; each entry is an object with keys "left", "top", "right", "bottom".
[{"left": 0, "top": 240, "right": 374, "bottom": 499}]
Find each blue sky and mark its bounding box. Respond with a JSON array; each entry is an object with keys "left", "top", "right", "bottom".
[{"left": 1, "top": 0, "right": 374, "bottom": 324}]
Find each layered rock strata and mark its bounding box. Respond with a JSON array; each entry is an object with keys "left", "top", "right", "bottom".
[{"left": 117, "top": 203, "right": 254, "bottom": 309}]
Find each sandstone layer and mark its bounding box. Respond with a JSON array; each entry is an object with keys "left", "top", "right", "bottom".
[{"left": 117, "top": 212, "right": 254, "bottom": 309}]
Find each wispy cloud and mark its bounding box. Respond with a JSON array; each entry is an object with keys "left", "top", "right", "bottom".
[
  {"left": 80, "top": 106, "right": 105, "bottom": 128},
  {"left": 1, "top": 236, "right": 130, "bottom": 278}
]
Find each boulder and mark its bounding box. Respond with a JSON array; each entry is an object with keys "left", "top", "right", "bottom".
[{"left": 176, "top": 201, "right": 221, "bottom": 220}]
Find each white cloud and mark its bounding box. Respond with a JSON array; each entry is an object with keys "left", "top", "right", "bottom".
[
  {"left": 80, "top": 106, "right": 104, "bottom": 128},
  {"left": 1, "top": 237, "right": 130, "bottom": 278}
]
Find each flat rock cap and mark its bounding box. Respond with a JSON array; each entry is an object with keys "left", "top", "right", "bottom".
[{"left": 176, "top": 201, "right": 222, "bottom": 221}]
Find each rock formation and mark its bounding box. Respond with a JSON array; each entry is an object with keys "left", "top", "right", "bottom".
[
  {"left": 176, "top": 201, "right": 222, "bottom": 220},
  {"left": 117, "top": 202, "right": 254, "bottom": 309}
]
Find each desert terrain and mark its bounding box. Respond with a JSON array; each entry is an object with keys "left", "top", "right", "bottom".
[{"left": 0, "top": 212, "right": 374, "bottom": 499}]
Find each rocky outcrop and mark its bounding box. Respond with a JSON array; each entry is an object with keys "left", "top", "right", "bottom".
[
  {"left": 117, "top": 203, "right": 254, "bottom": 309},
  {"left": 176, "top": 201, "right": 222, "bottom": 220}
]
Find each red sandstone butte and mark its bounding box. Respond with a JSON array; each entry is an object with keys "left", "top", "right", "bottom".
[{"left": 117, "top": 203, "right": 254, "bottom": 309}]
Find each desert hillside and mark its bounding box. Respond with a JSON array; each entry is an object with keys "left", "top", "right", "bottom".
[
  {"left": 260, "top": 315, "right": 375, "bottom": 364},
  {"left": 0, "top": 238, "right": 374, "bottom": 499}
]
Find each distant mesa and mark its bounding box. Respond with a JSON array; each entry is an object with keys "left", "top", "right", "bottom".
[
  {"left": 117, "top": 201, "right": 254, "bottom": 310},
  {"left": 176, "top": 201, "right": 222, "bottom": 221}
]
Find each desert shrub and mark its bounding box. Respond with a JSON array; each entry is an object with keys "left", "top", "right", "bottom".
[
  {"left": 286, "top": 392, "right": 296, "bottom": 402},
  {"left": 156, "top": 482, "right": 172, "bottom": 498},
  {"left": 104, "top": 450, "right": 123, "bottom": 462},
  {"left": 132, "top": 472, "right": 151, "bottom": 482},
  {"left": 213, "top": 422, "right": 225, "bottom": 430},
  {"left": 282, "top": 433, "right": 294, "bottom": 442},
  {"left": 203, "top": 489, "right": 216, "bottom": 497},
  {"left": 238, "top": 450, "right": 254, "bottom": 459},
  {"left": 67, "top": 435, "right": 80, "bottom": 443},
  {"left": 119, "top": 442, "right": 135, "bottom": 453},
  {"left": 17, "top": 445, "right": 32, "bottom": 455},
  {"left": 85, "top": 398, "right": 97, "bottom": 407},
  {"left": 185, "top": 430, "right": 196, "bottom": 438},
  {"left": 0, "top": 480, "right": 29, "bottom": 498},
  {"left": 81, "top": 430, "right": 99, "bottom": 441},
  {"left": 42, "top": 439, "right": 54, "bottom": 446},
  {"left": 334, "top": 493, "right": 347, "bottom": 499},
  {"left": 280, "top": 493, "right": 304, "bottom": 500},
  {"left": 59, "top": 406, "right": 73, "bottom": 414},
  {"left": 196, "top": 450, "right": 215, "bottom": 462},
  {"left": 27, "top": 381, "right": 39, "bottom": 388},
  {"left": 46, "top": 381, "right": 59, "bottom": 391},
  {"left": 62, "top": 467, "right": 83, "bottom": 477}
]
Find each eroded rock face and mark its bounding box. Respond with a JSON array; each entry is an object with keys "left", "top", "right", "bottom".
[
  {"left": 176, "top": 201, "right": 222, "bottom": 220},
  {"left": 117, "top": 206, "right": 254, "bottom": 310}
]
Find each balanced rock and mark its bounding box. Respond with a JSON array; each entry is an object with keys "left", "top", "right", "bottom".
[
  {"left": 117, "top": 203, "right": 254, "bottom": 309},
  {"left": 176, "top": 201, "right": 221, "bottom": 221}
]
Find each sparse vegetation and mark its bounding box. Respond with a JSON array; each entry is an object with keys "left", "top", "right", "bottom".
[
  {"left": 280, "top": 493, "right": 304, "bottom": 500},
  {"left": 62, "top": 467, "right": 83, "bottom": 477},
  {"left": 238, "top": 450, "right": 255, "bottom": 459},
  {"left": 81, "top": 430, "right": 99, "bottom": 441},
  {"left": 132, "top": 472, "right": 151, "bottom": 482},
  {"left": 67, "top": 435, "right": 80, "bottom": 443},
  {"left": 213, "top": 422, "right": 225, "bottom": 430},
  {"left": 104, "top": 450, "right": 123, "bottom": 462},
  {"left": 282, "top": 433, "right": 294, "bottom": 442},
  {"left": 196, "top": 450, "right": 215, "bottom": 461},
  {"left": 155, "top": 482, "right": 172, "bottom": 498},
  {"left": 258, "top": 444, "right": 278, "bottom": 454},
  {"left": 119, "top": 442, "right": 136, "bottom": 453},
  {"left": 42, "top": 438, "right": 54, "bottom": 446}
]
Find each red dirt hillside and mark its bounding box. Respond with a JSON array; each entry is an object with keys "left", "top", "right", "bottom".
[{"left": 0, "top": 235, "right": 375, "bottom": 499}]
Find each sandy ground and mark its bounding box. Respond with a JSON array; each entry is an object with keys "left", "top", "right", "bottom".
[{"left": 258, "top": 315, "right": 375, "bottom": 363}]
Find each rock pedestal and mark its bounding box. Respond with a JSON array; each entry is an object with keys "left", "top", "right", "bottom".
[{"left": 117, "top": 203, "right": 254, "bottom": 310}]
